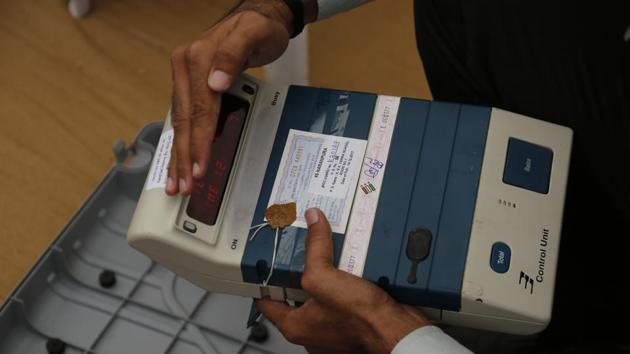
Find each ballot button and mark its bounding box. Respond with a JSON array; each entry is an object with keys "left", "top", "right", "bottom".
[
  {"left": 490, "top": 242, "right": 511, "bottom": 274},
  {"left": 503, "top": 138, "right": 553, "bottom": 194}
]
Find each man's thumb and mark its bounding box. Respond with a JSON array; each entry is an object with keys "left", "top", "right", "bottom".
[{"left": 304, "top": 208, "right": 334, "bottom": 270}]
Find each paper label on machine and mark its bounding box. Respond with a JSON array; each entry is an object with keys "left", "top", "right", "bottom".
[
  {"left": 268, "top": 129, "right": 367, "bottom": 233},
  {"left": 146, "top": 129, "right": 174, "bottom": 190}
]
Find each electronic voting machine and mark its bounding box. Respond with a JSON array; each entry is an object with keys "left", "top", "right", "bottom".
[{"left": 128, "top": 75, "right": 572, "bottom": 335}]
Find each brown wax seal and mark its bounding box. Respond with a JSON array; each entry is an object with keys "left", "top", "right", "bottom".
[{"left": 265, "top": 202, "right": 297, "bottom": 229}]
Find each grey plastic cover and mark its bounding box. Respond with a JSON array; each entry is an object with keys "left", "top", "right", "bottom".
[{"left": 0, "top": 123, "right": 305, "bottom": 354}]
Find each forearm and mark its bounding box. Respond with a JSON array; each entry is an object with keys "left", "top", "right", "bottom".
[
  {"left": 233, "top": 0, "right": 294, "bottom": 32},
  {"left": 364, "top": 305, "right": 431, "bottom": 353}
]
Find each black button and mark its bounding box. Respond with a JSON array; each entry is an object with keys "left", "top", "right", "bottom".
[
  {"left": 183, "top": 221, "right": 197, "bottom": 233},
  {"left": 242, "top": 84, "right": 255, "bottom": 95},
  {"left": 377, "top": 276, "right": 390, "bottom": 290},
  {"left": 249, "top": 322, "right": 269, "bottom": 343},
  {"left": 46, "top": 338, "right": 66, "bottom": 354},
  {"left": 99, "top": 270, "right": 117, "bottom": 288}
]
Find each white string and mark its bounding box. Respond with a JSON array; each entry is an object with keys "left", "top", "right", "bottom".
[
  {"left": 249, "top": 222, "right": 283, "bottom": 286},
  {"left": 250, "top": 222, "right": 267, "bottom": 229},
  {"left": 263, "top": 228, "right": 280, "bottom": 286},
  {"left": 248, "top": 223, "right": 268, "bottom": 241}
]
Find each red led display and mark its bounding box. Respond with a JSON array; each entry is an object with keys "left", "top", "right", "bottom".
[{"left": 186, "top": 94, "right": 249, "bottom": 225}]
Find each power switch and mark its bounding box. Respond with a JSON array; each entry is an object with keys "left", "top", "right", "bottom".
[{"left": 183, "top": 221, "right": 197, "bottom": 233}]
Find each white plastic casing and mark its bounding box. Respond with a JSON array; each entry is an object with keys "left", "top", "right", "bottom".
[
  {"left": 128, "top": 78, "right": 573, "bottom": 334},
  {"left": 128, "top": 76, "right": 291, "bottom": 301},
  {"left": 441, "top": 109, "right": 572, "bottom": 335}
]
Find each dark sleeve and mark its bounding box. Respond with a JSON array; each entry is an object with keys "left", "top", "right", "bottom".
[
  {"left": 414, "top": 0, "right": 630, "bottom": 221},
  {"left": 413, "top": 1, "right": 630, "bottom": 350}
]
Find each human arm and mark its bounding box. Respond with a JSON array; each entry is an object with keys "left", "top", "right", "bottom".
[
  {"left": 166, "top": 0, "right": 295, "bottom": 195},
  {"left": 166, "top": 0, "right": 374, "bottom": 195}
]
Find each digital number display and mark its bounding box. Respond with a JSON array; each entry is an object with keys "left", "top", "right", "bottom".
[{"left": 186, "top": 93, "right": 249, "bottom": 225}]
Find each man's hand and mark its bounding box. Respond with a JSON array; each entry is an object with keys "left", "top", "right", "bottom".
[
  {"left": 257, "top": 208, "right": 430, "bottom": 354},
  {"left": 166, "top": 1, "right": 293, "bottom": 195}
]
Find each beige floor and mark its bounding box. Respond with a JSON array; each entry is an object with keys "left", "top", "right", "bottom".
[{"left": 0, "top": 0, "right": 430, "bottom": 301}]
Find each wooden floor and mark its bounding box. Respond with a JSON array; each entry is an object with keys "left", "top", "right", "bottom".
[{"left": 0, "top": 0, "right": 430, "bottom": 301}]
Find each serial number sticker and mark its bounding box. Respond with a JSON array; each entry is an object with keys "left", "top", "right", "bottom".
[
  {"left": 338, "top": 95, "right": 401, "bottom": 276},
  {"left": 267, "top": 129, "right": 367, "bottom": 234}
]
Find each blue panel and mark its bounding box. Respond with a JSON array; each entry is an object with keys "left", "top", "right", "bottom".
[
  {"left": 503, "top": 138, "right": 553, "bottom": 194},
  {"left": 425, "top": 104, "right": 491, "bottom": 309},
  {"left": 490, "top": 242, "right": 511, "bottom": 274},
  {"left": 365, "top": 101, "right": 490, "bottom": 311},
  {"left": 242, "top": 89, "right": 492, "bottom": 311},
  {"left": 241, "top": 86, "right": 376, "bottom": 287},
  {"left": 393, "top": 102, "right": 461, "bottom": 305},
  {"left": 362, "top": 99, "right": 430, "bottom": 284}
]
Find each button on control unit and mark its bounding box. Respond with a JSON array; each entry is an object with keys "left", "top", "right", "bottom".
[
  {"left": 503, "top": 138, "right": 553, "bottom": 194},
  {"left": 183, "top": 221, "right": 197, "bottom": 234},
  {"left": 490, "top": 242, "right": 511, "bottom": 274}
]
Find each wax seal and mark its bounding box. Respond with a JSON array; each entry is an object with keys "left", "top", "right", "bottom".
[{"left": 264, "top": 202, "right": 296, "bottom": 229}]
